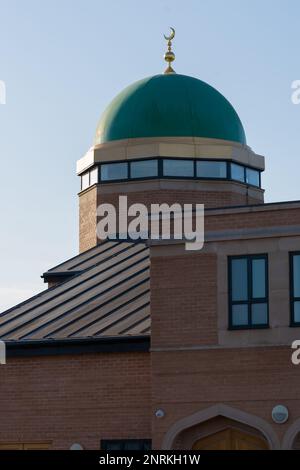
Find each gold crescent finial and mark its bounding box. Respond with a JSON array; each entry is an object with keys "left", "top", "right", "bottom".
[
  {"left": 164, "top": 27, "right": 175, "bottom": 41},
  {"left": 163, "top": 27, "right": 176, "bottom": 74}
]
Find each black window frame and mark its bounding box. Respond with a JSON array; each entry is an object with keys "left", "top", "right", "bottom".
[
  {"left": 101, "top": 439, "right": 152, "bottom": 451},
  {"left": 228, "top": 254, "right": 269, "bottom": 330},
  {"left": 290, "top": 251, "right": 300, "bottom": 327},
  {"left": 81, "top": 157, "right": 262, "bottom": 189}
]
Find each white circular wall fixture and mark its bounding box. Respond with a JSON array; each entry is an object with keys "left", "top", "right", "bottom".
[
  {"left": 272, "top": 405, "right": 289, "bottom": 424},
  {"left": 155, "top": 409, "right": 165, "bottom": 418},
  {"left": 70, "top": 443, "right": 84, "bottom": 450}
]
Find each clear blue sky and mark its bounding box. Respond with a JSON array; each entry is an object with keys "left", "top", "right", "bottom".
[{"left": 0, "top": 0, "right": 299, "bottom": 310}]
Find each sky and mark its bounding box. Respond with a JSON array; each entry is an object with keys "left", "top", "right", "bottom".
[{"left": 0, "top": 0, "right": 300, "bottom": 310}]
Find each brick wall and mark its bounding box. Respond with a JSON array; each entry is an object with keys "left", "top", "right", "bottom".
[
  {"left": 46, "top": 184, "right": 300, "bottom": 449},
  {"left": 148, "top": 206, "right": 300, "bottom": 448},
  {"left": 79, "top": 187, "right": 98, "bottom": 252},
  {"left": 150, "top": 253, "right": 218, "bottom": 349},
  {"left": 79, "top": 184, "right": 262, "bottom": 252},
  {"left": 151, "top": 347, "right": 299, "bottom": 449},
  {"left": 205, "top": 206, "right": 300, "bottom": 232},
  {"left": 0, "top": 352, "right": 151, "bottom": 450},
  {"left": 97, "top": 188, "right": 259, "bottom": 210}
]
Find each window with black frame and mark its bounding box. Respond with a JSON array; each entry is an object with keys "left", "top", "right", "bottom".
[
  {"left": 290, "top": 252, "right": 300, "bottom": 325},
  {"left": 93, "top": 158, "right": 262, "bottom": 187},
  {"left": 130, "top": 159, "right": 158, "bottom": 179},
  {"left": 101, "top": 440, "right": 151, "bottom": 451},
  {"left": 101, "top": 162, "right": 128, "bottom": 181},
  {"left": 231, "top": 162, "right": 245, "bottom": 183},
  {"left": 228, "top": 255, "right": 268, "bottom": 329},
  {"left": 163, "top": 158, "right": 194, "bottom": 177},
  {"left": 196, "top": 160, "right": 227, "bottom": 178}
]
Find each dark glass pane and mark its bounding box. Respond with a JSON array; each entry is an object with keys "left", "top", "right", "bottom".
[
  {"left": 231, "top": 258, "right": 248, "bottom": 301},
  {"left": 246, "top": 168, "right": 260, "bottom": 187},
  {"left": 104, "top": 441, "right": 123, "bottom": 450},
  {"left": 231, "top": 304, "right": 248, "bottom": 326},
  {"left": 131, "top": 159, "right": 158, "bottom": 178},
  {"left": 293, "top": 255, "right": 300, "bottom": 297},
  {"left": 90, "top": 167, "right": 98, "bottom": 185},
  {"left": 143, "top": 441, "right": 152, "bottom": 451},
  {"left": 196, "top": 161, "right": 227, "bottom": 178},
  {"left": 231, "top": 163, "right": 245, "bottom": 182},
  {"left": 101, "top": 162, "right": 128, "bottom": 181},
  {"left": 163, "top": 159, "right": 194, "bottom": 177},
  {"left": 251, "top": 303, "right": 268, "bottom": 325},
  {"left": 252, "top": 258, "right": 266, "bottom": 299},
  {"left": 102, "top": 440, "right": 150, "bottom": 451},
  {"left": 124, "top": 441, "right": 142, "bottom": 450},
  {"left": 294, "top": 301, "right": 300, "bottom": 323},
  {"left": 81, "top": 172, "right": 89, "bottom": 190}
]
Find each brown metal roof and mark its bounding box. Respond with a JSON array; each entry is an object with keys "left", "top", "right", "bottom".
[{"left": 0, "top": 241, "right": 150, "bottom": 342}]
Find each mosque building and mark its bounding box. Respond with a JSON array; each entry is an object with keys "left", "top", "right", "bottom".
[{"left": 0, "top": 30, "right": 300, "bottom": 450}]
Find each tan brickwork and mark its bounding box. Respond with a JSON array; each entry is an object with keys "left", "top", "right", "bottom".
[
  {"left": 79, "top": 181, "right": 263, "bottom": 250},
  {"left": 150, "top": 253, "right": 218, "bottom": 349},
  {"left": 79, "top": 186, "right": 98, "bottom": 252},
  {"left": 0, "top": 352, "right": 151, "bottom": 450},
  {"left": 150, "top": 347, "right": 299, "bottom": 449}
]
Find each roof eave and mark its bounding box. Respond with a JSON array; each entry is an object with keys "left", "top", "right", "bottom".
[{"left": 4, "top": 335, "right": 150, "bottom": 357}]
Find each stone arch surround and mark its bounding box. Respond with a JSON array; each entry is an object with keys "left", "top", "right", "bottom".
[
  {"left": 173, "top": 416, "right": 269, "bottom": 449},
  {"left": 282, "top": 418, "right": 300, "bottom": 449},
  {"left": 161, "top": 404, "right": 280, "bottom": 450}
]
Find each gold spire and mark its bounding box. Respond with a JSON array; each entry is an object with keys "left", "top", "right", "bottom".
[{"left": 163, "top": 27, "right": 176, "bottom": 74}]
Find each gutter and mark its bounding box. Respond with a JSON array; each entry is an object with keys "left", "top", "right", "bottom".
[{"left": 5, "top": 335, "right": 150, "bottom": 357}]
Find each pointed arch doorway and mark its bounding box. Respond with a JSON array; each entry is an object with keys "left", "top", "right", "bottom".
[
  {"left": 162, "top": 404, "right": 279, "bottom": 450},
  {"left": 192, "top": 428, "right": 269, "bottom": 450}
]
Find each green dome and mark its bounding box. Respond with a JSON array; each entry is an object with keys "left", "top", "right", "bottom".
[{"left": 95, "top": 74, "right": 246, "bottom": 145}]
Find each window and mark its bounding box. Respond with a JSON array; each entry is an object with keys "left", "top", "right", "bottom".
[
  {"left": 80, "top": 167, "right": 98, "bottom": 190},
  {"left": 196, "top": 161, "right": 227, "bottom": 178},
  {"left": 163, "top": 159, "right": 194, "bottom": 177},
  {"left": 246, "top": 168, "right": 260, "bottom": 187},
  {"left": 290, "top": 253, "right": 300, "bottom": 325},
  {"left": 90, "top": 167, "right": 98, "bottom": 185},
  {"left": 81, "top": 172, "right": 90, "bottom": 190},
  {"left": 101, "top": 162, "right": 128, "bottom": 181},
  {"left": 101, "top": 440, "right": 151, "bottom": 451},
  {"left": 130, "top": 159, "right": 158, "bottom": 179},
  {"left": 231, "top": 163, "right": 245, "bottom": 183},
  {"left": 229, "top": 255, "right": 268, "bottom": 329},
  {"left": 84, "top": 158, "right": 261, "bottom": 187}
]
